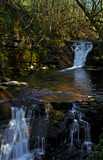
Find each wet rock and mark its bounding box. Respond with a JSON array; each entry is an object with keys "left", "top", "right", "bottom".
[
  {"left": 51, "top": 102, "right": 73, "bottom": 111},
  {"left": 0, "top": 81, "right": 28, "bottom": 87},
  {"left": 45, "top": 144, "right": 80, "bottom": 160},
  {"left": 86, "top": 41, "right": 103, "bottom": 67},
  {"left": 74, "top": 100, "right": 103, "bottom": 144},
  {"left": 0, "top": 102, "right": 11, "bottom": 119},
  {"left": 0, "top": 84, "right": 103, "bottom": 160},
  {"left": 40, "top": 66, "right": 49, "bottom": 70},
  {"left": 47, "top": 45, "right": 74, "bottom": 68}
]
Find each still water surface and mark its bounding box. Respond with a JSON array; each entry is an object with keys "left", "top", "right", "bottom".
[{"left": 19, "top": 67, "right": 103, "bottom": 102}]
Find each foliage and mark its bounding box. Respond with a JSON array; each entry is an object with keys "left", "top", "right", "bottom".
[
  {"left": 99, "top": 131, "right": 103, "bottom": 151},
  {"left": 75, "top": 0, "right": 103, "bottom": 40},
  {"left": 0, "top": 0, "right": 103, "bottom": 77},
  {"left": 0, "top": 7, "right": 14, "bottom": 34},
  {"left": 90, "top": 129, "right": 103, "bottom": 160},
  {"left": 8, "top": 0, "right": 97, "bottom": 40}
]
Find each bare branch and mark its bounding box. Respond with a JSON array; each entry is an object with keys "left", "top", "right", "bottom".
[{"left": 25, "top": 18, "right": 34, "bottom": 29}]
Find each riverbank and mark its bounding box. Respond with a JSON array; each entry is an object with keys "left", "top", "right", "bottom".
[
  {"left": 0, "top": 2, "right": 103, "bottom": 79},
  {"left": 1, "top": 1, "right": 103, "bottom": 160}
]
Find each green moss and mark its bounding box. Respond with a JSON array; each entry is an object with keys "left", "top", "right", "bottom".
[
  {"left": 0, "top": 17, "right": 5, "bottom": 24},
  {"left": 32, "top": 49, "right": 39, "bottom": 62},
  {"left": 90, "top": 130, "right": 103, "bottom": 160},
  {"left": 99, "top": 132, "right": 103, "bottom": 149}
]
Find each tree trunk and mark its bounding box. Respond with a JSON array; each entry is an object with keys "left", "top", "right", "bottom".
[{"left": 75, "top": 0, "right": 103, "bottom": 40}]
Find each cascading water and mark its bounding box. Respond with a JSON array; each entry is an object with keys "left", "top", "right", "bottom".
[
  {"left": 69, "top": 103, "right": 92, "bottom": 157},
  {"left": 0, "top": 107, "right": 33, "bottom": 160},
  {"left": 61, "top": 41, "right": 93, "bottom": 71},
  {"left": 34, "top": 136, "right": 45, "bottom": 155},
  {"left": 72, "top": 41, "right": 93, "bottom": 68}
]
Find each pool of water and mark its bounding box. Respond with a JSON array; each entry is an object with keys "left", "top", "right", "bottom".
[{"left": 18, "top": 67, "right": 103, "bottom": 102}]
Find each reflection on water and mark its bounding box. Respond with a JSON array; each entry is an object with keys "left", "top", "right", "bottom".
[
  {"left": 18, "top": 67, "right": 103, "bottom": 102},
  {"left": 74, "top": 68, "right": 92, "bottom": 95},
  {"left": 20, "top": 69, "right": 91, "bottom": 91},
  {"left": 18, "top": 68, "right": 94, "bottom": 102}
]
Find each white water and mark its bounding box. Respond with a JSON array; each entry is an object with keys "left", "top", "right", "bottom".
[
  {"left": 72, "top": 41, "right": 93, "bottom": 67},
  {"left": 61, "top": 41, "right": 93, "bottom": 71},
  {"left": 34, "top": 136, "right": 45, "bottom": 155},
  {"left": 0, "top": 107, "right": 34, "bottom": 160},
  {"left": 69, "top": 103, "right": 92, "bottom": 153}
]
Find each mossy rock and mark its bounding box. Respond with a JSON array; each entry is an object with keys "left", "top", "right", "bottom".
[{"left": 50, "top": 110, "right": 65, "bottom": 125}]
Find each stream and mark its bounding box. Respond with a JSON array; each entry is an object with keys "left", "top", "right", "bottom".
[{"left": 0, "top": 41, "right": 103, "bottom": 160}]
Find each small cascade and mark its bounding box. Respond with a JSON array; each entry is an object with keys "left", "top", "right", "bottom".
[
  {"left": 0, "top": 107, "right": 33, "bottom": 160},
  {"left": 33, "top": 136, "right": 46, "bottom": 160},
  {"left": 61, "top": 41, "right": 93, "bottom": 71},
  {"left": 34, "top": 136, "right": 46, "bottom": 156},
  {"left": 69, "top": 103, "right": 92, "bottom": 155},
  {"left": 70, "top": 119, "right": 79, "bottom": 147},
  {"left": 26, "top": 104, "right": 42, "bottom": 120},
  {"left": 69, "top": 104, "right": 80, "bottom": 147},
  {"left": 71, "top": 41, "right": 93, "bottom": 68}
]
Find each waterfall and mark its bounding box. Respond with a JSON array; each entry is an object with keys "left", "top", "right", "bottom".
[
  {"left": 61, "top": 41, "right": 93, "bottom": 71},
  {"left": 0, "top": 107, "right": 34, "bottom": 160},
  {"left": 72, "top": 41, "right": 93, "bottom": 68},
  {"left": 69, "top": 103, "right": 92, "bottom": 154},
  {"left": 34, "top": 136, "right": 45, "bottom": 155}
]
